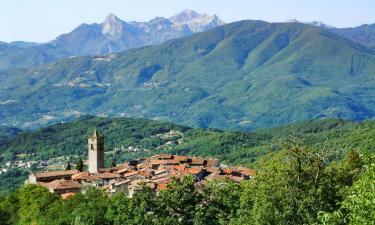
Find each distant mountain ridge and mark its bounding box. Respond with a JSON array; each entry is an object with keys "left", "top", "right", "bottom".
[
  {"left": 1, "top": 20, "right": 375, "bottom": 130},
  {"left": 286, "top": 19, "right": 375, "bottom": 47},
  {"left": 0, "top": 10, "right": 224, "bottom": 71}
]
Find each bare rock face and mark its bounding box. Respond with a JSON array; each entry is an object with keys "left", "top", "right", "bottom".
[
  {"left": 170, "top": 9, "right": 225, "bottom": 32},
  {"left": 102, "top": 13, "right": 124, "bottom": 36},
  {"left": 0, "top": 10, "right": 226, "bottom": 71}
]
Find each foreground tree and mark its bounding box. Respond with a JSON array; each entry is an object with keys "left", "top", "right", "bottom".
[
  {"left": 71, "top": 187, "right": 110, "bottom": 225},
  {"left": 320, "top": 155, "right": 375, "bottom": 225},
  {"left": 155, "top": 175, "right": 201, "bottom": 225},
  {"left": 239, "top": 138, "right": 362, "bottom": 225},
  {"left": 17, "top": 185, "right": 60, "bottom": 225},
  {"left": 195, "top": 179, "right": 242, "bottom": 225}
]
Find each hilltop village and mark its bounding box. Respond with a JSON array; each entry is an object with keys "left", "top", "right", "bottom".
[{"left": 26, "top": 129, "right": 256, "bottom": 198}]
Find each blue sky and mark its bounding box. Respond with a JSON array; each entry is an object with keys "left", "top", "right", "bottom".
[{"left": 1, "top": 0, "right": 375, "bottom": 42}]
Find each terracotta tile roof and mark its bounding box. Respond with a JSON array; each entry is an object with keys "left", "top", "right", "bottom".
[
  {"left": 111, "top": 163, "right": 130, "bottom": 171},
  {"left": 116, "top": 168, "right": 131, "bottom": 174},
  {"left": 187, "top": 168, "right": 203, "bottom": 175},
  {"left": 40, "top": 179, "right": 82, "bottom": 190},
  {"left": 96, "top": 172, "right": 120, "bottom": 179},
  {"left": 206, "top": 166, "right": 221, "bottom": 173},
  {"left": 158, "top": 154, "right": 173, "bottom": 159},
  {"left": 71, "top": 172, "right": 102, "bottom": 181},
  {"left": 123, "top": 171, "right": 139, "bottom": 178},
  {"left": 206, "top": 159, "right": 219, "bottom": 167},
  {"left": 157, "top": 183, "right": 167, "bottom": 191},
  {"left": 137, "top": 171, "right": 150, "bottom": 178},
  {"left": 222, "top": 168, "right": 234, "bottom": 175},
  {"left": 174, "top": 164, "right": 187, "bottom": 171},
  {"left": 113, "top": 179, "right": 131, "bottom": 186},
  {"left": 34, "top": 170, "right": 79, "bottom": 178},
  {"left": 236, "top": 168, "right": 256, "bottom": 176},
  {"left": 191, "top": 158, "right": 205, "bottom": 165},
  {"left": 61, "top": 192, "right": 76, "bottom": 200},
  {"left": 152, "top": 177, "right": 171, "bottom": 184},
  {"left": 174, "top": 155, "right": 189, "bottom": 162},
  {"left": 150, "top": 159, "right": 180, "bottom": 165},
  {"left": 98, "top": 168, "right": 112, "bottom": 173},
  {"left": 154, "top": 169, "right": 169, "bottom": 175}
]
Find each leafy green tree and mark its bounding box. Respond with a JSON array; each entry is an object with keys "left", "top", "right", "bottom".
[
  {"left": 232, "top": 181, "right": 254, "bottom": 225},
  {"left": 155, "top": 175, "right": 201, "bottom": 225},
  {"left": 16, "top": 184, "right": 60, "bottom": 225},
  {"left": 195, "top": 179, "right": 242, "bottom": 225},
  {"left": 0, "top": 194, "right": 19, "bottom": 225},
  {"left": 71, "top": 187, "right": 110, "bottom": 225},
  {"left": 76, "top": 157, "right": 84, "bottom": 172},
  {"left": 243, "top": 139, "right": 351, "bottom": 225},
  {"left": 320, "top": 156, "right": 375, "bottom": 225},
  {"left": 105, "top": 185, "right": 155, "bottom": 225},
  {"left": 40, "top": 192, "right": 86, "bottom": 225}
]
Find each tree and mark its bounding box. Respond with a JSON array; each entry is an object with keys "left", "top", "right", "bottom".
[
  {"left": 155, "top": 175, "right": 201, "bottom": 225},
  {"left": 65, "top": 162, "right": 72, "bottom": 170},
  {"left": 16, "top": 184, "right": 60, "bottom": 225},
  {"left": 76, "top": 157, "right": 84, "bottom": 172},
  {"left": 195, "top": 179, "right": 242, "bottom": 225},
  {"left": 111, "top": 158, "right": 116, "bottom": 167},
  {"left": 242, "top": 138, "right": 349, "bottom": 225},
  {"left": 320, "top": 155, "right": 375, "bottom": 225},
  {"left": 71, "top": 187, "right": 110, "bottom": 225},
  {"left": 106, "top": 186, "right": 155, "bottom": 225}
]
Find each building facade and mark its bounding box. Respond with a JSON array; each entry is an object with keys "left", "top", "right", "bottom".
[{"left": 88, "top": 128, "right": 105, "bottom": 173}]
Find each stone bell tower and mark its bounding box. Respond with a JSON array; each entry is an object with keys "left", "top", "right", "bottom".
[{"left": 88, "top": 128, "right": 105, "bottom": 173}]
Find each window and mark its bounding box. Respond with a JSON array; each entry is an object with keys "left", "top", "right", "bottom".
[{"left": 90, "top": 144, "right": 94, "bottom": 150}]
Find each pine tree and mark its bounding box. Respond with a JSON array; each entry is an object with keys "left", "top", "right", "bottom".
[
  {"left": 65, "top": 162, "right": 72, "bottom": 170},
  {"left": 111, "top": 158, "right": 116, "bottom": 167},
  {"left": 76, "top": 157, "right": 84, "bottom": 172}
]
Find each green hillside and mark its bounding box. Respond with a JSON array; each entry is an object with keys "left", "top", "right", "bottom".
[
  {"left": 1, "top": 116, "right": 375, "bottom": 167},
  {"left": 1, "top": 116, "right": 375, "bottom": 194},
  {"left": 1, "top": 21, "right": 375, "bottom": 130}
]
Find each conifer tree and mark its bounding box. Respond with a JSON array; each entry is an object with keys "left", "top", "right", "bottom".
[
  {"left": 65, "top": 162, "right": 72, "bottom": 170},
  {"left": 76, "top": 157, "right": 84, "bottom": 172}
]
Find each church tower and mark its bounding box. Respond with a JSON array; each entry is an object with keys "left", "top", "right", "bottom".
[{"left": 88, "top": 128, "right": 105, "bottom": 173}]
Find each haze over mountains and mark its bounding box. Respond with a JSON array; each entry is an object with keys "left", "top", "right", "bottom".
[
  {"left": 0, "top": 10, "right": 224, "bottom": 71},
  {"left": 2, "top": 18, "right": 375, "bottom": 130}
]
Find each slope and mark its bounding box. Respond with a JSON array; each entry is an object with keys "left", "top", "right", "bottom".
[
  {"left": 1, "top": 20, "right": 375, "bottom": 130},
  {"left": 0, "top": 10, "right": 224, "bottom": 71}
]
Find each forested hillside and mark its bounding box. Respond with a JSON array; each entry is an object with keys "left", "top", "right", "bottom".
[
  {"left": 1, "top": 116, "right": 375, "bottom": 195},
  {"left": 2, "top": 20, "right": 375, "bottom": 130}
]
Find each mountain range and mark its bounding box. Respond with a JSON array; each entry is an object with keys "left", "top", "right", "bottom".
[
  {"left": 286, "top": 19, "right": 375, "bottom": 48},
  {"left": 2, "top": 19, "right": 375, "bottom": 130},
  {"left": 0, "top": 10, "right": 224, "bottom": 71}
]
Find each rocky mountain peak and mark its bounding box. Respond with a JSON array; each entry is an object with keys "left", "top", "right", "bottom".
[
  {"left": 170, "top": 9, "right": 225, "bottom": 32},
  {"left": 102, "top": 13, "right": 124, "bottom": 36},
  {"left": 170, "top": 9, "right": 200, "bottom": 23}
]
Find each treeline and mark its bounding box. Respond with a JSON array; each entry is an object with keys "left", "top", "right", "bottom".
[
  {"left": 0, "top": 115, "right": 189, "bottom": 162},
  {"left": 1, "top": 141, "right": 374, "bottom": 225}
]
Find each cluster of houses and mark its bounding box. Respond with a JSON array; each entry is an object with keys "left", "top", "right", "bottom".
[
  {"left": 5, "top": 160, "right": 49, "bottom": 170},
  {"left": 26, "top": 129, "right": 256, "bottom": 199}
]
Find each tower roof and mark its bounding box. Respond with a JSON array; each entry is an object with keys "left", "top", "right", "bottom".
[{"left": 91, "top": 128, "right": 102, "bottom": 138}]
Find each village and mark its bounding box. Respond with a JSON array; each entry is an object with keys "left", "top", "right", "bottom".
[{"left": 26, "top": 129, "right": 256, "bottom": 199}]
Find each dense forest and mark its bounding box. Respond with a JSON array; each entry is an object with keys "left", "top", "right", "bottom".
[{"left": 0, "top": 140, "right": 374, "bottom": 225}]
